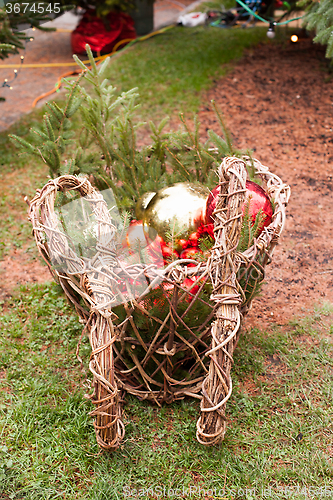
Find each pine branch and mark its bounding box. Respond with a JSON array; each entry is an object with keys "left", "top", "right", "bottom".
[
  {"left": 211, "top": 100, "right": 235, "bottom": 156},
  {"left": 301, "top": 0, "right": 333, "bottom": 58},
  {"left": 237, "top": 199, "right": 265, "bottom": 253},
  {"left": 10, "top": 40, "right": 254, "bottom": 219}
]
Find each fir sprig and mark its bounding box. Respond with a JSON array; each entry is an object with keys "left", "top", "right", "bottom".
[
  {"left": 237, "top": 198, "right": 265, "bottom": 253},
  {"left": 300, "top": 0, "right": 333, "bottom": 59},
  {"left": 11, "top": 44, "right": 255, "bottom": 217}
]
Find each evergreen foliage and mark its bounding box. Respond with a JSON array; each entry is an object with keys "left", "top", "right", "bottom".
[
  {"left": 237, "top": 198, "right": 265, "bottom": 253},
  {"left": 0, "top": 2, "right": 58, "bottom": 60},
  {"left": 11, "top": 45, "right": 246, "bottom": 215},
  {"left": 300, "top": 0, "right": 333, "bottom": 58}
]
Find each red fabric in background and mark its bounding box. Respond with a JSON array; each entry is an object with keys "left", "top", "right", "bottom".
[{"left": 71, "top": 10, "right": 137, "bottom": 55}]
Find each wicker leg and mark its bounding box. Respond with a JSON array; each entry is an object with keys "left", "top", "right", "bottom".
[
  {"left": 88, "top": 314, "right": 125, "bottom": 450},
  {"left": 197, "top": 157, "right": 246, "bottom": 445},
  {"left": 196, "top": 308, "right": 241, "bottom": 445}
]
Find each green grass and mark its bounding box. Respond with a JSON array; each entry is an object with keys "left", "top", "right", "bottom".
[
  {"left": 0, "top": 283, "right": 332, "bottom": 499},
  {"left": 0, "top": 109, "right": 49, "bottom": 259},
  {"left": 0, "top": 160, "right": 48, "bottom": 260},
  {"left": 104, "top": 25, "right": 268, "bottom": 118}
]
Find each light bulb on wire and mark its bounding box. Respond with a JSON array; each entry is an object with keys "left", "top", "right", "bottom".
[
  {"left": 2, "top": 40, "right": 27, "bottom": 90},
  {"left": 291, "top": 34, "right": 298, "bottom": 43},
  {"left": 267, "top": 22, "right": 276, "bottom": 39}
]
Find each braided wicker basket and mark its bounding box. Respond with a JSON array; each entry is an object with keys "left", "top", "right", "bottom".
[{"left": 29, "top": 157, "right": 290, "bottom": 451}]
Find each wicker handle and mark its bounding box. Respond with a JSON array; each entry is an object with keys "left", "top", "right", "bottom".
[{"left": 196, "top": 157, "right": 247, "bottom": 445}]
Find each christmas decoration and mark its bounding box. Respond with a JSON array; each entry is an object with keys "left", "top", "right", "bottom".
[
  {"left": 205, "top": 180, "right": 273, "bottom": 234},
  {"left": 71, "top": 10, "right": 136, "bottom": 55},
  {"left": 123, "top": 219, "right": 148, "bottom": 249},
  {"left": 198, "top": 221, "right": 214, "bottom": 239},
  {"left": 17, "top": 45, "right": 290, "bottom": 452},
  {"left": 122, "top": 220, "right": 180, "bottom": 266},
  {"left": 135, "top": 192, "right": 156, "bottom": 221},
  {"left": 160, "top": 244, "right": 179, "bottom": 263},
  {"left": 180, "top": 246, "right": 203, "bottom": 263},
  {"left": 29, "top": 158, "right": 290, "bottom": 452},
  {"left": 141, "top": 183, "right": 209, "bottom": 241},
  {"left": 121, "top": 219, "right": 166, "bottom": 267},
  {"left": 182, "top": 278, "right": 200, "bottom": 303},
  {"left": 244, "top": 180, "right": 273, "bottom": 230}
]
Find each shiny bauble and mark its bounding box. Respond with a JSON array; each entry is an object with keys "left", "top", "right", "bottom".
[
  {"left": 135, "top": 192, "right": 156, "bottom": 221},
  {"left": 174, "top": 238, "right": 189, "bottom": 253},
  {"left": 142, "top": 183, "right": 210, "bottom": 241},
  {"left": 204, "top": 185, "right": 220, "bottom": 226},
  {"left": 204, "top": 180, "right": 273, "bottom": 234},
  {"left": 124, "top": 220, "right": 149, "bottom": 250},
  {"left": 123, "top": 220, "right": 165, "bottom": 267},
  {"left": 180, "top": 246, "right": 202, "bottom": 267},
  {"left": 161, "top": 245, "right": 179, "bottom": 264},
  {"left": 245, "top": 181, "right": 273, "bottom": 231},
  {"left": 182, "top": 278, "right": 200, "bottom": 303}
]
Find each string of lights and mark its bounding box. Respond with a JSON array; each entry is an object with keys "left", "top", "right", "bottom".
[
  {"left": 235, "top": 0, "right": 304, "bottom": 38},
  {"left": 1, "top": 27, "right": 36, "bottom": 91},
  {"left": 1, "top": 54, "right": 24, "bottom": 90},
  {"left": 0, "top": 24, "right": 174, "bottom": 99}
]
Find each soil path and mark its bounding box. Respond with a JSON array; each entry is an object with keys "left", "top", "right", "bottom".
[
  {"left": 1, "top": 37, "right": 333, "bottom": 329},
  {"left": 198, "top": 37, "right": 333, "bottom": 327}
]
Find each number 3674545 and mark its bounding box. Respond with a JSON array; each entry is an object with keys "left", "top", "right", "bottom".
[{"left": 5, "top": 3, "right": 61, "bottom": 14}]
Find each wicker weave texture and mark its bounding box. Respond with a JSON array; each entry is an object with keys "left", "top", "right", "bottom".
[{"left": 29, "top": 157, "right": 290, "bottom": 450}]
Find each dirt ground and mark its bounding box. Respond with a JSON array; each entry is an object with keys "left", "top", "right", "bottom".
[
  {"left": 1, "top": 36, "right": 333, "bottom": 330},
  {"left": 198, "top": 36, "right": 333, "bottom": 328}
]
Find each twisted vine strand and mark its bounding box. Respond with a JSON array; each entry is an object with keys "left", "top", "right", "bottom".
[{"left": 197, "top": 157, "right": 246, "bottom": 445}]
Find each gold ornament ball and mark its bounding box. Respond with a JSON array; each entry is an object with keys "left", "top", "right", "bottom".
[
  {"left": 135, "top": 192, "right": 156, "bottom": 221},
  {"left": 142, "top": 183, "right": 209, "bottom": 240}
]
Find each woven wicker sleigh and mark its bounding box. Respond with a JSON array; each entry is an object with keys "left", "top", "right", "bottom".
[{"left": 29, "top": 157, "right": 290, "bottom": 451}]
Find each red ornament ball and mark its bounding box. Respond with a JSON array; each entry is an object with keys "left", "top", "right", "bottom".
[
  {"left": 182, "top": 278, "right": 200, "bottom": 302},
  {"left": 180, "top": 246, "right": 202, "bottom": 259},
  {"left": 180, "top": 246, "right": 202, "bottom": 267},
  {"left": 204, "top": 180, "right": 273, "bottom": 234},
  {"left": 175, "top": 238, "right": 189, "bottom": 252},
  {"left": 161, "top": 244, "right": 179, "bottom": 263},
  {"left": 124, "top": 220, "right": 149, "bottom": 249}
]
